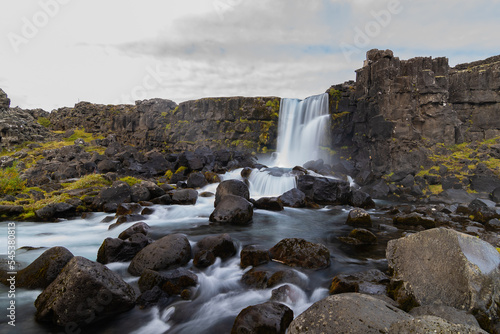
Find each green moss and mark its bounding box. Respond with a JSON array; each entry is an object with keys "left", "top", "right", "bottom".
[
  {"left": 37, "top": 117, "right": 51, "bottom": 128},
  {"left": 244, "top": 126, "right": 251, "bottom": 133},
  {"left": 165, "top": 170, "right": 173, "bottom": 180},
  {"left": 64, "top": 174, "right": 111, "bottom": 190},
  {"left": 177, "top": 120, "right": 189, "bottom": 124},
  {"left": 175, "top": 166, "right": 188, "bottom": 174},
  {"left": 119, "top": 176, "right": 142, "bottom": 186},
  {"left": 429, "top": 184, "right": 443, "bottom": 195},
  {"left": 265, "top": 99, "right": 280, "bottom": 114},
  {"left": 328, "top": 88, "right": 342, "bottom": 111},
  {"left": 171, "top": 106, "right": 180, "bottom": 115},
  {"left": 0, "top": 163, "right": 26, "bottom": 195},
  {"left": 165, "top": 123, "right": 171, "bottom": 130}
]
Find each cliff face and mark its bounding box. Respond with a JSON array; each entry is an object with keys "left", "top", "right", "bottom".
[
  {"left": 328, "top": 49, "right": 500, "bottom": 182},
  {"left": 47, "top": 96, "right": 280, "bottom": 153}
]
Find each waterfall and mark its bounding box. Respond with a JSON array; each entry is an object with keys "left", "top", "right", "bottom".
[{"left": 273, "top": 93, "right": 330, "bottom": 168}]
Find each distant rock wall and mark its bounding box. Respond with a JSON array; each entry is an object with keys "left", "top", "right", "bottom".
[
  {"left": 327, "top": 49, "right": 500, "bottom": 181},
  {"left": 47, "top": 96, "right": 280, "bottom": 153}
]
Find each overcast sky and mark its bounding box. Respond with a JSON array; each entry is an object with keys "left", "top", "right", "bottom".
[{"left": 0, "top": 0, "right": 499, "bottom": 111}]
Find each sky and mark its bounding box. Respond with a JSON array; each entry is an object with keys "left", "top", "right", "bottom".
[{"left": 0, "top": 0, "right": 499, "bottom": 111}]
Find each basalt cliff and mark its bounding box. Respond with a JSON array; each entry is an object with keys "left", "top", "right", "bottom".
[{"left": 1, "top": 49, "right": 500, "bottom": 202}]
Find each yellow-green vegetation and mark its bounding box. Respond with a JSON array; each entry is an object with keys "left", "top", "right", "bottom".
[
  {"left": 328, "top": 88, "right": 342, "bottom": 111},
  {"left": 265, "top": 99, "right": 280, "bottom": 114},
  {"left": 119, "top": 176, "right": 142, "bottom": 186},
  {"left": 63, "top": 174, "right": 111, "bottom": 190},
  {"left": 175, "top": 166, "right": 187, "bottom": 174},
  {"left": 0, "top": 164, "right": 26, "bottom": 195},
  {"left": 331, "top": 111, "right": 351, "bottom": 121},
  {"left": 171, "top": 106, "right": 179, "bottom": 115},
  {"left": 428, "top": 184, "right": 443, "bottom": 195},
  {"left": 165, "top": 170, "right": 173, "bottom": 180},
  {"left": 37, "top": 117, "right": 51, "bottom": 128},
  {"left": 165, "top": 123, "right": 171, "bottom": 130}
]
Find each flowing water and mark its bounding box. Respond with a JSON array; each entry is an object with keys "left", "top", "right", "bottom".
[{"left": 0, "top": 94, "right": 399, "bottom": 333}]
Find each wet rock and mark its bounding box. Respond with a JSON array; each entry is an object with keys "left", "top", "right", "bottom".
[
  {"left": 35, "top": 202, "right": 76, "bottom": 221},
  {"left": 278, "top": 188, "right": 306, "bottom": 208},
  {"left": 128, "top": 234, "right": 192, "bottom": 276},
  {"left": 387, "top": 228, "right": 500, "bottom": 330},
  {"left": 35, "top": 256, "right": 136, "bottom": 328},
  {"left": 194, "top": 233, "right": 237, "bottom": 261},
  {"left": 118, "top": 222, "right": 150, "bottom": 240},
  {"left": 255, "top": 197, "right": 284, "bottom": 211},
  {"left": 269, "top": 238, "right": 330, "bottom": 270},
  {"left": 109, "top": 214, "right": 144, "bottom": 230},
  {"left": 5, "top": 247, "right": 74, "bottom": 289},
  {"left": 0, "top": 205, "right": 24, "bottom": 217},
  {"left": 138, "top": 268, "right": 197, "bottom": 295},
  {"left": 267, "top": 270, "right": 305, "bottom": 288},
  {"left": 393, "top": 212, "right": 436, "bottom": 229},
  {"left": 409, "top": 304, "right": 481, "bottom": 327},
  {"left": 209, "top": 194, "right": 253, "bottom": 225},
  {"left": 137, "top": 286, "right": 169, "bottom": 309},
  {"left": 171, "top": 189, "right": 198, "bottom": 205},
  {"left": 240, "top": 245, "right": 270, "bottom": 268},
  {"left": 468, "top": 198, "right": 499, "bottom": 223},
  {"left": 115, "top": 203, "right": 142, "bottom": 216},
  {"left": 151, "top": 194, "right": 172, "bottom": 205},
  {"left": 193, "top": 250, "right": 216, "bottom": 268},
  {"left": 186, "top": 172, "right": 208, "bottom": 189},
  {"left": 389, "top": 315, "right": 488, "bottom": 334},
  {"left": 140, "top": 181, "right": 166, "bottom": 199},
  {"left": 241, "top": 269, "right": 269, "bottom": 289},
  {"left": 297, "top": 174, "right": 351, "bottom": 205},
  {"left": 339, "top": 228, "right": 377, "bottom": 245},
  {"left": 288, "top": 293, "right": 412, "bottom": 334},
  {"left": 92, "top": 181, "right": 132, "bottom": 212},
  {"left": 271, "top": 285, "right": 304, "bottom": 304},
  {"left": 346, "top": 208, "right": 372, "bottom": 227},
  {"left": 329, "top": 269, "right": 389, "bottom": 295},
  {"left": 486, "top": 218, "right": 500, "bottom": 231},
  {"left": 97, "top": 233, "right": 151, "bottom": 264},
  {"left": 131, "top": 184, "right": 151, "bottom": 202},
  {"left": 350, "top": 189, "right": 376, "bottom": 208},
  {"left": 178, "top": 151, "right": 204, "bottom": 170},
  {"left": 491, "top": 186, "right": 500, "bottom": 203},
  {"left": 231, "top": 301, "right": 293, "bottom": 334},
  {"left": 214, "top": 179, "right": 250, "bottom": 207}
]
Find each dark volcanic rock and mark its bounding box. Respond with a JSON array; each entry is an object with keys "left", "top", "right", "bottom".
[
  {"left": 255, "top": 197, "right": 284, "bottom": 211},
  {"left": 35, "top": 256, "right": 136, "bottom": 328},
  {"left": 329, "top": 269, "right": 389, "bottom": 295},
  {"left": 92, "top": 181, "right": 132, "bottom": 212},
  {"left": 278, "top": 188, "right": 306, "bottom": 208},
  {"left": 269, "top": 238, "right": 330, "bottom": 270},
  {"left": 491, "top": 186, "right": 500, "bottom": 203},
  {"left": 231, "top": 301, "right": 293, "bottom": 334},
  {"left": 339, "top": 228, "right": 377, "bottom": 245},
  {"left": 118, "top": 222, "right": 150, "bottom": 240},
  {"left": 240, "top": 245, "right": 270, "bottom": 268},
  {"left": 209, "top": 194, "right": 253, "bottom": 225},
  {"left": 35, "top": 202, "right": 76, "bottom": 221},
  {"left": 186, "top": 172, "right": 208, "bottom": 189},
  {"left": 9, "top": 247, "right": 74, "bottom": 289},
  {"left": 97, "top": 234, "right": 151, "bottom": 264},
  {"left": 138, "top": 268, "right": 197, "bottom": 295},
  {"left": 171, "top": 189, "right": 198, "bottom": 205},
  {"left": 346, "top": 208, "right": 372, "bottom": 227},
  {"left": 214, "top": 179, "right": 250, "bottom": 207},
  {"left": 297, "top": 174, "right": 350, "bottom": 205},
  {"left": 393, "top": 212, "right": 436, "bottom": 229},
  {"left": 128, "top": 234, "right": 192, "bottom": 276},
  {"left": 193, "top": 233, "right": 237, "bottom": 261}
]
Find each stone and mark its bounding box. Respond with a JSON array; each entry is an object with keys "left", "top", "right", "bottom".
[
  {"left": 35, "top": 202, "right": 76, "bottom": 221},
  {"left": 128, "top": 234, "right": 192, "bottom": 276},
  {"left": 278, "top": 188, "right": 306, "bottom": 208},
  {"left": 389, "top": 315, "right": 488, "bottom": 334},
  {"left": 393, "top": 212, "right": 436, "bottom": 229},
  {"left": 339, "top": 228, "right": 377, "bottom": 245},
  {"left": 193, "top": 250, "right": 216, "bottom": 268},
  {"left": 186, "top": 172, "right": 208, "bottom": 189},
  {"left": 297, "top": 175, "right": 351, "bottom": 205},
  {"left": 118, "top": 222, "right": 150, "bottom": 240},
  {"left": 194, "top": 233, "right": 237, "bottom": 260},
  {"left": 171, "top": 189, "right": 198, "bottom": 205},
  {"left": 491, "top": 186, "right": 500, "bottom": 203},
  {"left": 386, "top": 228, "right": 500, "bottom": 330},
  {"left": 255, "top": 197, "right": 284, "bottom": 211},
  {"left": 346, "top": 208, "right": 372, "bottom": 227},
  {"left": 231, "top": 302, "right": 293, "bottom": 334},
  {"left": 241, "top": 269, "right": 269, "bottom": 289},
  {"left": 92, "top": 181, "right": 132, "bottom": 212},
  {"left": 115, "top": 202, "right": 142, "bottom": 216},
  {"left": 140, "top": 181, "right": 166, "bottom": 199},
  {"left": 409, "top": 304, "right": 481, "bottom": 327},
  {"left": 209, "top": 194, "right": 253, "bottom": 225},
  {"left": 287, "top": 293, "right": 413, "bottom": 334},
  {"left": 214, "top": 179, "right": 250, "bottom": 207},
  {"left": 138, "top": 268, "right": 197, "bottom": 295},
  {"left": 97, "top": 233, "right": 151, "bottom": 264},
  {"left": 267, "top": 270, "right": 306, "bottom": 288},
  {"left": 269, "top": 238, "right": 330, "bottom": 270},
  {"left": 35, "top": 256, "right": 136, "bottom": 327},
  {"left": 240, "top": 245, "right": 270, "bottom": 268},
  {"left": 9, "top": 247, "right": 74, "bottom": 289},
  {"left": 329, "top": 269, "right": 389, "bottom": 295},
  {"left": 349, "top": 189, "right": 376, "bottom": 208}
]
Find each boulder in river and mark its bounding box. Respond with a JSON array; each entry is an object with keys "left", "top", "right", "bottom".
[
  {"left": 240, "top": 245, "right": 270, "bottom": 268},
  {"left": 231, "top": 301, "right": 293, "bottom": 334},
  {"left": 92, "top": 181, "right": 132, "bottom": 212},
  {"left": 269, "top": 238, "right": 330, "bottom": 270},
  {"left": 214, "top": 179, "right": 250, "bottom": 207},
  {"left": 35, "top": 256, "right": 136, "bottom": 328},
  {"left": 387, "top": 227, "right": 500, "bottom": 331},
  {"left": 209, "top": 194, "right": 253, "bottom": 225},
  {"left": 278, "top": 188, "right": 306, "bottom": 208},
  {"left": 193, "top": 233, "right": 237, "bottom": 261},
  {"left": 389, "top": 315, "right": 488, "bottom": 334},
  {"left": 128, "top": 234, "right": 192, "bottom": 276},
  {"left": 97, "top": 233, "right": 151, "bottom": 264},
  {"left": 346, "top": 208, "right": 372, "bottom": 227},
  {"left": 287, "top": 293, "right": 412, "bottom": 334}
]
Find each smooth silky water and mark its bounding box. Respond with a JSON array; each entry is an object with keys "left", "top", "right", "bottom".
[{"left": 0, "top": 94, "right": 400, "bottom": 333}]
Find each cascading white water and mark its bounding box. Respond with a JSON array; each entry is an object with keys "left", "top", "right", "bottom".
[{"left": 274, "top": 93, "right": 330, "bottom": 168}]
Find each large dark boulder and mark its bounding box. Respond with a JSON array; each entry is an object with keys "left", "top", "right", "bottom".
[
  {"left": 118, "top": 222, "right": 150, "bottom": 240},
  {"left": 209, "top": 194, "right": 253, "bottom": 225},
  {"left": 491, "top": 186, "right": 500, "bottom": 203},
  {"left": 178, "top": 151, "right": 204, "bottom": 170},
  {"left": 240, "top": 245, "right": 270, "bottom": 268},
  {"left": 97, "top": 234, "right": 151, "bottom": 264},
  {"left": 186, "top": 172, "right": 208, "bottom": 189},
  {"left": 346, "top": 208, "right": 372, "bottom": 227},
  {"left": 171, "top": 189, "right": 198, "bottom": 205},
  {"left": 387, "top": 228, "right": 500, "bottom": 331},
  {"left": 329, "top": 269, "right": 389, "bottom": 295},
  {"left": 3, "top": 247, "right": 74, "bottom": 289},
  {"left": 214, "top": 179, "right": 250, "bottom": 207},
  {"left": 138, "top": 268, "right": 197, "bottom": 295},
  {"left": 35, "top": 202, "right": 77, "bottom": 221},
  {"left": 297, "top": 174, "right": 351, "bottom": 205},
  {"left": 35, "top": 256, "right": 136, "bottom": 328},
  {"left": 393, "top": 212, "right": 436, "bottom": 229},
  {"left": 468, "top": 198, "right": 500, "bottom": 224},
  {"left": 278, "top": 188, "right": 306, "bottom": 208},
  {"left": 255, "top": 197, "right": 284, "bottom": 211},
  {"left": 193, "top": 233, "right": 237, "bottom": 261},
  {"left": 288, "top": 293, "right": 412, "bottom": 334},
  {"left": 269, "top": 238, "right": 330, "bottom": 270},
  {"left": 231, "top": 302, "right": 293, "bottom": 334},
  {"left": 92, "top": 181, "right": 132, "bottom": 212},
  {"left": 128, "top": 234, "right": 192, "bottom": 276},
  {"left": 389, "top": 315, "right": 488, "bottom": 333}
]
